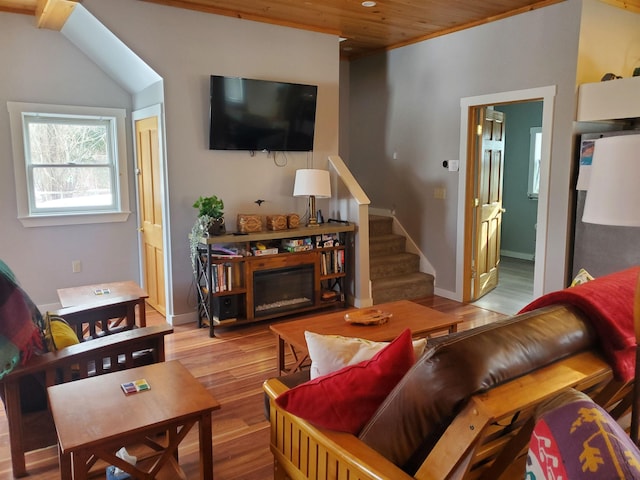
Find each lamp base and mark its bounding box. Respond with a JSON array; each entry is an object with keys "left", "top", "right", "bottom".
[{"left": 306, "top": 195, "right": 320, "bottom": 227}]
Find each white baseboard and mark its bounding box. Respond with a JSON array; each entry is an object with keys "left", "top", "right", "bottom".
[
  {"left": 168, "top": 311, "right": 198, "bottom": 326},
  {"left": 434, "top": 287, "right": 461, "bottom": 302},
  {"left": 500, "top": 250, "right": 535, "bottom": 261}
]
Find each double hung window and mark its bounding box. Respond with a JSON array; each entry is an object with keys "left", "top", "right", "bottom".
[{"left": 8, "top": 102, "right": 130, "bottom": 226}]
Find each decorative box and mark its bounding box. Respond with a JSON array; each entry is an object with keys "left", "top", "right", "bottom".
[
  {"left": 237, "top": 214, "right": 262, "bottom": 233},
  {"left": 287, "top": 213, "right": 300, "bottom": 229},
  {"left": 266, "top": 215, "right": 287, "bottom": 231}
]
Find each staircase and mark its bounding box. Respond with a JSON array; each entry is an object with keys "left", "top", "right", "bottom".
[{"left": 369, "top": 215, "right": 434, "bottom": 304}]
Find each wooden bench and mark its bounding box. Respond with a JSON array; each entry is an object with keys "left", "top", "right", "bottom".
[{"left": 0, "top": 323, "right": 173, "bottom": 477}]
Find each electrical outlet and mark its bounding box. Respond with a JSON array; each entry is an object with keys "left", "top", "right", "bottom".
[{"left": 72, "top": 260, "right": 82, "bottom": 273}]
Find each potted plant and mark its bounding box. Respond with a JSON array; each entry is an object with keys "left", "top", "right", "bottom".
[
  {"left": 190, "top": 214, "right": 212, "bottom": 275},
  {"left": 193, "top": 195, "right": 225, "bottom": 236},
  {"left": 190, "top": 195, "right": 225, "bottom": 275}
]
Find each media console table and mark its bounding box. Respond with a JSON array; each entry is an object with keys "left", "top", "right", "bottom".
[{"left": 194, "top": 223, "right": 355, "bottom": 337}]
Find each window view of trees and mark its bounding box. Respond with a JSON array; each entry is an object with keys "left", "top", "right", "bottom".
[{"left": 25, "top": 117, "right": 116, "bottom": 211}]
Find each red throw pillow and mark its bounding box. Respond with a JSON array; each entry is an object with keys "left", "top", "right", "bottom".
[{"left": 275, "top": 328, "right": 415, "bottom": 434}]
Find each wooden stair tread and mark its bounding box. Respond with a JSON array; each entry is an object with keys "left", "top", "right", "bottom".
[
  {"left": 371, "top": 271, "right": 434, "bottom": 288},
  {"left": 368, "top": 215, "right": 434, "bottom": 303}
]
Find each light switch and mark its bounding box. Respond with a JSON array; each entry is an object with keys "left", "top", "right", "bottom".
[{"left": 434, "top": 187, "right": 446, "bottom": 199}]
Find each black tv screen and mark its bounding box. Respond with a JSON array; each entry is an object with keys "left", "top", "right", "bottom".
[{"left": 209, "top": 75, "right": 318, "bottom": 152}]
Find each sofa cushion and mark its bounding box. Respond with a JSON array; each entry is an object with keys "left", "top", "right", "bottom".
[
  {"left": 44, "top": 315, "right": 80, "bottom": 351},
  {"left": 358, "top": 304, "right": 596, "bottom": 474},
  {"left": 570, "top": 268, "right": 594, "bottom": 287},
  {"left": 304, "top": 330, "right": 427, "bottom": 379},
  {"left": 275, "top": 328, "right": 415, "bottom": 434}
]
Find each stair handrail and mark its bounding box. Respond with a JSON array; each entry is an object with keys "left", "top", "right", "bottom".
[{"left": 327, "top": 155, "right": 373, "bottom": 308}]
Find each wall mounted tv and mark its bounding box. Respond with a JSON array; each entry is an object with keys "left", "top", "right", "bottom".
[{"left": 209, "top": 75, "right": 318, "bottom": 152}]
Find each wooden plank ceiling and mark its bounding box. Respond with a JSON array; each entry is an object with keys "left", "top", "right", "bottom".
[{"left": 2, "top": 0, "right": 639, "bottom": 58}]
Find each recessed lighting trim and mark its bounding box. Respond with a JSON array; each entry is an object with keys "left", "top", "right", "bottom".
[{"left": 361, "top": 1, "right": 376, "bottom": 7}]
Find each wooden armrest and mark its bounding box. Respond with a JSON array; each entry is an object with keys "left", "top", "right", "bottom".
[
  {"left": 264, "top": 378, "right": 414, "bottom": 480},
  {"left": 2, "top": 324, "right": 173, "bottom": 380},
  {"left": 265, "top": 350, "right": 624, "bottom": 480},
  {"left": 415, "top": 350, "right": 617, "bottom": 480}
]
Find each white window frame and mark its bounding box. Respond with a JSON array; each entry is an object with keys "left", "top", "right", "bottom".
[{"left": 7, "top": 102, "right": 131, "bottom": 227}]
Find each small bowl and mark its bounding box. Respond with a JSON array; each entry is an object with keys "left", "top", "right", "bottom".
[{"left": 344, "top": 309, "right": 392, "bottom": 325}]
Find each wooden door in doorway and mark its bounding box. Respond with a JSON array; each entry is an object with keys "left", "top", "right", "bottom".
[
  {"left": 135, "top": 115, "right": 166, "bottom": 315},
  {"left": 469, "top": 107, "right": 506, "bottom": 301}
]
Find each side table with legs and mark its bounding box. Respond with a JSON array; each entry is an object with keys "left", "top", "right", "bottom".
[{"left": 48, "top": 360, "right": 220, "bottom": 480}]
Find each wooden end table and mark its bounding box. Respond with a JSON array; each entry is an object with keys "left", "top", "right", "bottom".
[
  {"left": 269, "top": 300, "right": 461, "bottom": 375},
  {"left": 57, "top": 280, "right": 149, "bottom": 331},
  {"left": 48, "top": 361, "right": 220, "bottom": 480}
]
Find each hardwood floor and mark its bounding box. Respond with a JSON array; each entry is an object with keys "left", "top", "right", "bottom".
[
  {"left": 472, "top": 256, "right": 535, "bottom": 315},
  {"left": 0, "top": 297, "right": 507, "bottom": 479}
]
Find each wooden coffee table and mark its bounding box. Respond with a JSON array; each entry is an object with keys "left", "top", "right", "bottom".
[
  {"left": 57, "top": 280, "right": 149, "bottom": 330},
  {"left": 270, "top": 300, "right": 461, "bottom": 375},
  {"left": 48, "top": 360, "right": 220, "bottom": 480}
]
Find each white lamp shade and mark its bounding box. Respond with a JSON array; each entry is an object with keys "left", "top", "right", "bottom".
[
  {"left": 293, "top": 169, "right": 331, "bottom": 198},
  {"left": 583, "top": 134, "right": 640, "bottom": 227}
]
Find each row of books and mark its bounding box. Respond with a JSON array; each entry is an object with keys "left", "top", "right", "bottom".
[
  {"left": 320, "top": 249, "right": 345, "bottom": 275},
  {"left": 207, "top": 263, "right": 235, "bottom": 293}
]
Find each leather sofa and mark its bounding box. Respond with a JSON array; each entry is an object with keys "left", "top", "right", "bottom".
[{"left": 264, "top": 303, "right": 633, "bottom": 480}]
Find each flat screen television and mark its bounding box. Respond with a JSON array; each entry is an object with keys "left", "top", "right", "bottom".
[{"left": 209, "top": 75, "right": 318, "bottom": 152}]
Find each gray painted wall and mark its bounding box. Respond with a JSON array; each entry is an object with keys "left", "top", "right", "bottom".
[
  {"left": 1, "top": 0, "right": 339, "bottom": 322},
  {"left": 495, "top": 102, "right": 543, "bottom": 260},
  {"left": 0, "top": 13, "right": 137, "bottom": 304},
  {"left": 348, "top": 1, "right": 582, "bottom": 294}
]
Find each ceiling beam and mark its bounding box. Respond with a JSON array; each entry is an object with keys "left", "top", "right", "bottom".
[
  {"left": 599, "top": 0, "right": 640, "bottom": 14},
  {"left": 36, "top": 0, "right": 78, "bottom": 30}
]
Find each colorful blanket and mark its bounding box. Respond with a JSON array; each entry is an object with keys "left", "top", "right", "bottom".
[
  {"left": 0, "top": 260, "right": 44, "bottom": 379},
  {"left": 519, "top": 266, "right": 639, "bottom": 382}
]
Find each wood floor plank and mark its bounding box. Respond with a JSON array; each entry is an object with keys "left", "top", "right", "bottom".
[{"left": 0, "top": 297, "right": 507, "bottom": 479}]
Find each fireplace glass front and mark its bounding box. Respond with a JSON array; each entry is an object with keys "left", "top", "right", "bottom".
[{"left": 253, "top": 264, "right": 314, "bottom": 317}]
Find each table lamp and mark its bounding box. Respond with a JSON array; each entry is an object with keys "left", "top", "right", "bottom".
[
  {"left": 293, "top": 169, "right": 331, "bottom": 227},
  {"left": 582, "top": 133, "right": 640, "bottom": 444}
]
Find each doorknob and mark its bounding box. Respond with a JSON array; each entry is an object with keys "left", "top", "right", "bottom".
[
  {"left": 500, "top": 208, "right": 506, "bottom": 213},
  {"left": 137, "top": 227, "right": 144, "bottom": 232}
]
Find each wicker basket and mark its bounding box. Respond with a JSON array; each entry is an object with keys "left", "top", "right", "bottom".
[
  {"left": 267, "top": 215, "right": 287, "bottom": 231},
  {"left": 287, "top": 213, "right": 300, "bottom": 229},
  {"left": 237, "top": 214, "right": 262, "bottom": 233}
]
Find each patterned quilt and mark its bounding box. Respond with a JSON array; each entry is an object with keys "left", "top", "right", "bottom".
[{"left": 0, "top": 260, "right": 44, "bottom": 379}]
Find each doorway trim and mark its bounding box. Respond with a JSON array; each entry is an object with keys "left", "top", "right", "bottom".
[
  {"left": 456, "top": 85, "right": 557, "bottom": 302},
  {"left": 132, "top": 103, "right": 173, "bottom": 319}
]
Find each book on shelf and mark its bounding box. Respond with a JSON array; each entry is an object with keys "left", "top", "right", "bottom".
[
  {"left": 283, "top": 245, "right": 313, "bottom": 253},
  {"left": 210, "top": 253, "right": 242, "bottom": 259},
  {"left": 210, "top": 263, "right": 235, "bottom": 292},
  {"left": 252, "top": 247, "right": 279, "bottom": 256},
  {"left": 281, "top": 238, "right": 313, "bottom": 248},
  {"left": 320, "top": 249, "right": 345, "bottom": 275}
]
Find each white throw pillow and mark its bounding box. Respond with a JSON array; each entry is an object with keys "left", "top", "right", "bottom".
[{"left": 304, "top": 330, "right": 427, "bottom": 379}]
